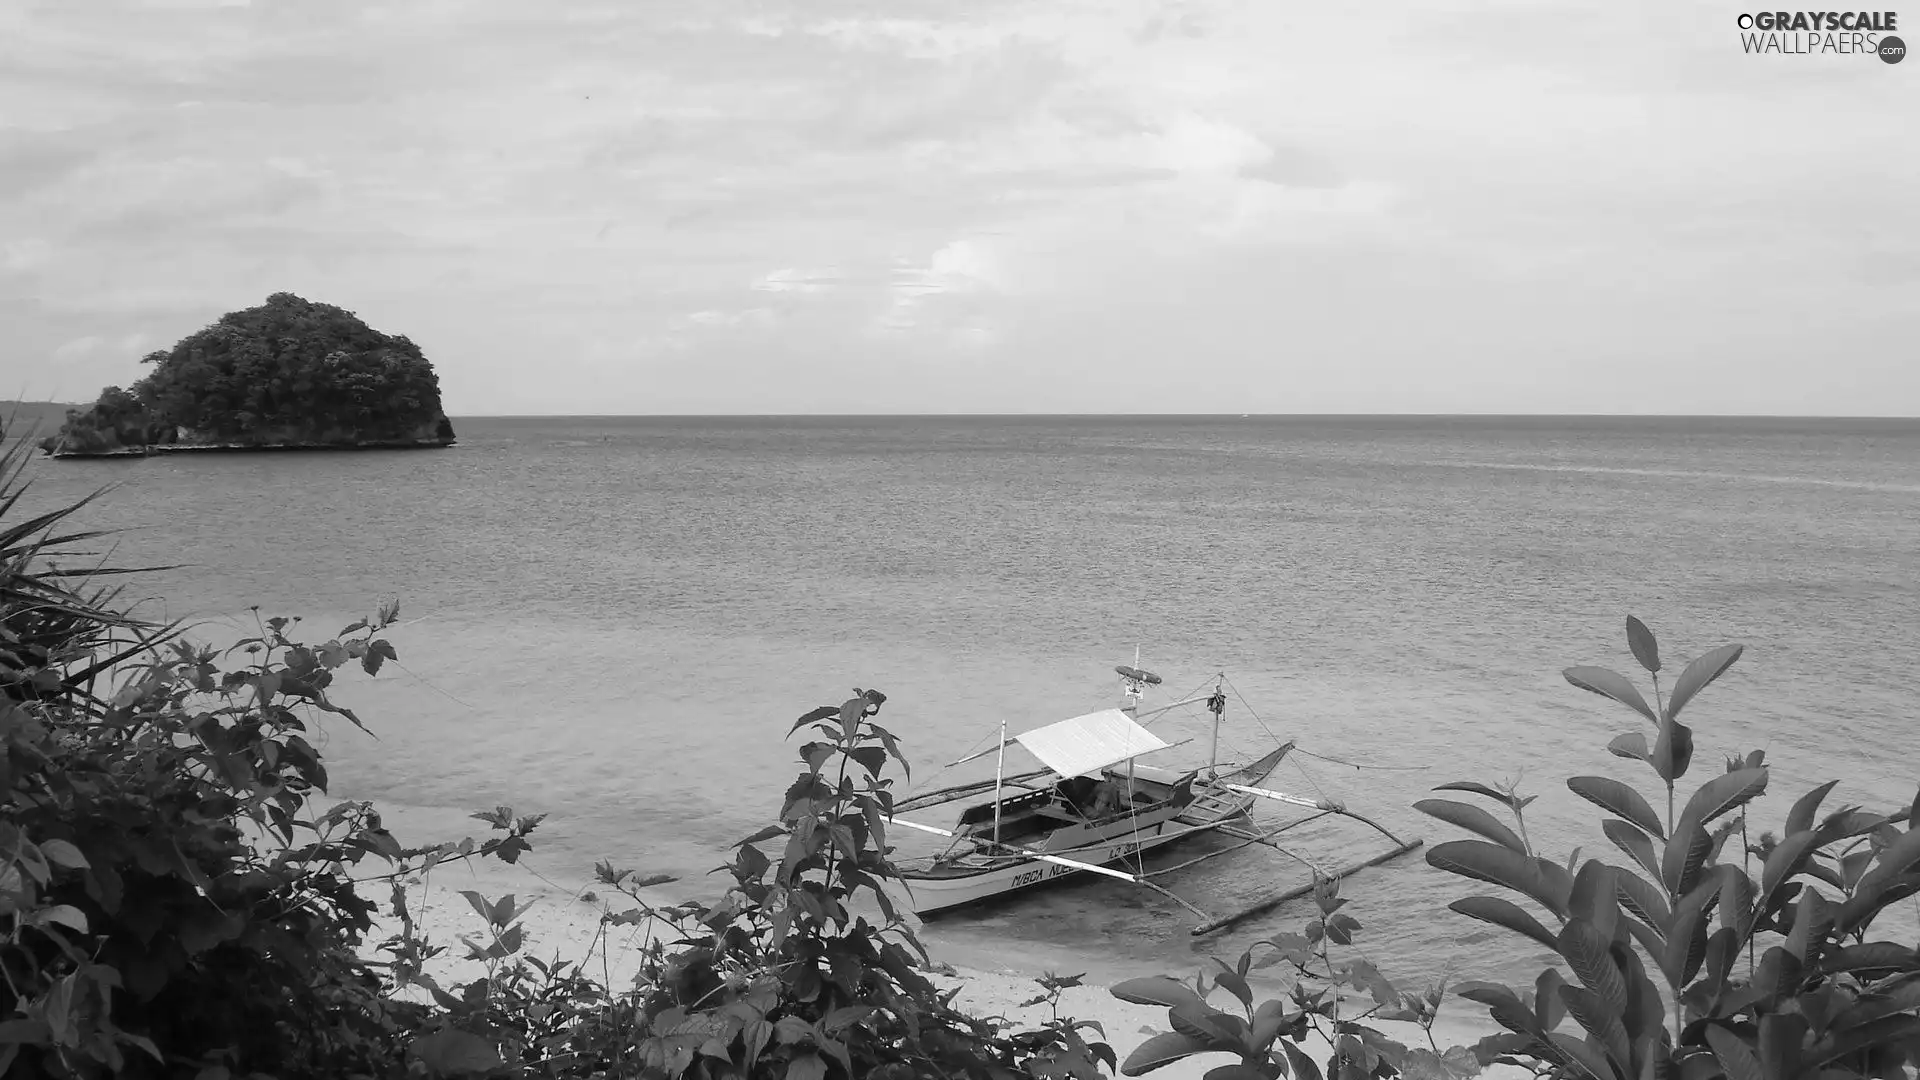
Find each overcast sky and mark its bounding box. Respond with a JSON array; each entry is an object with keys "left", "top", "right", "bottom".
[{"left": 3, "top": 0, "right": 1915, "bottom": 415}]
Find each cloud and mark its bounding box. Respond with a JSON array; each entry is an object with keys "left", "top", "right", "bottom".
[{"left": 0, "top": 0, "right": 1912, "bottom": 414}]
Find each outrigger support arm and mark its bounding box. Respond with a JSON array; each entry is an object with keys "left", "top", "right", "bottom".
[
  {"left": 1179, "top": 784, "right": 1426, "bottom": 936},
  {"left": 1216, "top": 781, "right": 1335, "bottom": 811}
]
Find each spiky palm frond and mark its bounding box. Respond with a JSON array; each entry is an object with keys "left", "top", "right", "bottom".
[{"left": 1, "top": 429, "right": 181, "bottom": 710}]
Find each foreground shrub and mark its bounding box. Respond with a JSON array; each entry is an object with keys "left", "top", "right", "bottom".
[
  {"left": 1418, "top": 617, "right": 1920, "bottom": 1078},
  {"left": 2, "top": 437, "right": 1110, "bottom": 1077},
  {"left": 1111, "top": 873, "right": 1473, "bottom": 1079},
  {"left": 400, "top": 691, "right": 1116, "bottom": 1079},
  {"left": 1120, "top": 617, "right": 1918, "bottom": 1080}
]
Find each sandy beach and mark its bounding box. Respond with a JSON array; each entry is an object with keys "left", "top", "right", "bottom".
[{"left": 358, "top": 853, "right": 1524, "bottom": 1079}]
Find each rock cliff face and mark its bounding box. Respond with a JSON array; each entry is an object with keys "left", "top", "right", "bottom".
[{"left": 41, "top": 293, "right": 456, "bottom": 458}]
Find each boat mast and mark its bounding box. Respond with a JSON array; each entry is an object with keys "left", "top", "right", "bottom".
[
  {"left": 1206, "top": 677, "right": 1226, "bottom": 777},
  {"left": 992, "top": 710, "right": 1006, "bottom": 846}
]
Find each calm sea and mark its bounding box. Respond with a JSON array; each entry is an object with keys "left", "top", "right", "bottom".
[{"left": 12, "top": 415, "right": 1920, "bottom": 990}]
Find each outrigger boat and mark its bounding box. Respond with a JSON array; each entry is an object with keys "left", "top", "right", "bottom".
[{"left": 884, "top": 662, "right": 1423, "bottom": 935}]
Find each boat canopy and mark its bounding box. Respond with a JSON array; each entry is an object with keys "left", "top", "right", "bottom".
[{"left": 1013, "top": 708, "right": 1171, "bottom": 779}]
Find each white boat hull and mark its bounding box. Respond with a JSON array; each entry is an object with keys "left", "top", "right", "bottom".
[{"left": 900, "top": 814, "right": 1232, "bottom": 914}]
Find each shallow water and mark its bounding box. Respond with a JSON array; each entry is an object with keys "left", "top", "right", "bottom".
[{"left": 14, "top": 414, "right": 1919, "bottom": 990}]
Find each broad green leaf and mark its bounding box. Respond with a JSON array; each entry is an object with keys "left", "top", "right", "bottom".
[
  {"left": 1559, "top": 918, "right": 1630, "bottom": 1016},
  {"left": 1613, "top": 867, "right": 1672, "bottom": 930},
  {"left": 742, "top": 1019, "right": 773, "bottom": 1070},
  {"left": 1836, "top": 826, "right": 1920, "bottom": 933},
  {"left": 1568, "top": 776, "right": 1665, "bottom": 839},
  {"left": 1664, "top": 644, "right": 1743, "bottom": 722},
  {"left": 1395, "top": 1046, "right": 1484, "bottom": 1080},
  {"left": 1455, "top": 981, "right": 1535, "bottom": 1034},
  {"left": 39, "top": 840, "right": 90, "bottom": 871},
  {"left": 1676, "top": 768, "right": 1768, "bottom": 832},
  {"left": 1699, "top": 926, "right": 1739, "bottom": 993},
  {"left": 1211, "top": 968, "right": 1253, "bottom": 1013},
  {"left": 1428, "top": 840, "right": 1572, "bottom": 918},
  {"left": 1612, "top": 939, "right": 1666, "bottom": 1046},
  {"left": 1607, "top": 732, "right": 1651, "bottom": 764},
  {"left": 1760, "top": 831, "right": 1819, "bottom": 905},
  {"left": 1651, "top": 719, "right": 1694, "bottom": 784},
  {"left": 1716, "top": 869, "right": 1755, "bottom": 939},
  {"left": 1811, "top": 807, "right": 1887, "bottom": 846},
  {"left": 1536, "top": 969, "right": 1568, "bottom": 1032},
  {"left": 785, "top": 1051, "right": 828, "bottom": 1080},
  {"left": 1602, "top": 820, "right": 1663, "bottom": 882},
  {"left": 1249, "top": 998, "right": 1292, "bottom": 1049},
  {"left": 1805, "top": 1015, "right": 1920, "bottom": 1071},
  {"left": 1432, "top": 781, "right": 1524, "bottom": 809},
  {"left": 1544, "top": 1031, "right": 1617, "bottom": 1080},
  {"left": 1785, "top": 780, "right": 1841, "bottom": 837},
  {"left": 736, "top": 824, "right": 786, "bottom": 847},
  {"left": 788, "top": 705, "right": 839, "bottom": 736},
  {"left": 1661, "top": 883, "right": 1716, "bottom": 987},
  {"left": 1840, "top": 847, "right": 1876, "bottom": 889},
  {"left": 1120, "top": 1032, "right": 1213, "bottom": 1075},
  {"left": 1564, "top": 666, "right": 1657, "bottom": 725},
  {"left": 1415, "top": 799, "right": 1527, "bottom": 854},
  {"left": 33, "top": 905, "right": 89, "bottom": 934},
  {"left": 1625, "top": 617, "right": 1660, "bottom": 674},
  {"left": 1558, "top": 984, "right": 1632, "bottom": 1078},
  {"left": 1111, "top": 976, "right": 1208, "bottom": 1011},
  {"left": 1343, "top": 958, "right": 1401, "bottom": 1010},
  {"left": 837, "top": 695, "right": 867, "bottom": 728},
  {"left": 1285, "top": 1043, "right": 1326, "bottom": 1080},
  {"left": 1448, "top": 896, "right": 1561, "bottom": 952},
  {"left": 1756, "top": 1014, "right": 1806, "bottom": 1080},
  {"left": 1568, "top": 861, "right": 1620, "bottom": 932},
  {"left": 1660, "top": 821, "right": 1715, "bottom": 897},
  {"left": 1703, "top": 1025, "right": 1764, "bottom": 1080},
  {"left": 1823, "top": 942, "right": 1917, "bottom": 977},
  {"left": 1200, "top": 1065, "right": 1272, "bottom": 1080}
]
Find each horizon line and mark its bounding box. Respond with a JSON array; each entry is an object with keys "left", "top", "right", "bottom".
[
  {"left": 8, "top": 401, "right": 1919, "bottom": 422},
  {"left": 444, "top": 411, "right": 1920, "bottom": 421}
]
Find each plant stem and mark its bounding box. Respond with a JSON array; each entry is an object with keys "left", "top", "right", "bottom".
[
  {"left": 1666, "top": 781, "right": 1675, "bottom": 843},
  {"left": 1741, "top": 810, "right": 1755, "bottom": 976}
]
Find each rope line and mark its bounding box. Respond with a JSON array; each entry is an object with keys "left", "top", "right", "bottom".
[
  {"left": 1219, "top": 677, "right": 1334, "bottom": 806},
  {"left": 1294, "top": 746, "right": 1432, "bottom": 772}
]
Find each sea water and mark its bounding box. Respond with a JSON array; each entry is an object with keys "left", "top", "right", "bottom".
[{"left": 14, "top": 414, "right": 1919, "bottom": 989}]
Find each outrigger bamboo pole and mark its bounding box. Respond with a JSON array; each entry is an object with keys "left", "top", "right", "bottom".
[
  {"left": 1189, "top": 837, "right": 1425, "bottom": 936},
  {"left": 883, "top": 815, "right": 1218, "bottom": 921},
  {"left": 884, "top": 816, "right": 1138, "bottom": 883}
]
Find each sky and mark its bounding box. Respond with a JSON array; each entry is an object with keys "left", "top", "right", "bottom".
[{"left": 2, "top": 0, "right": 1915, "bottom": 416}]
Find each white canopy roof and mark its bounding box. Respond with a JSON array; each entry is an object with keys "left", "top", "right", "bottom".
[{"left": 1013, "top": 708, "right": 1171, "bottom": 779}]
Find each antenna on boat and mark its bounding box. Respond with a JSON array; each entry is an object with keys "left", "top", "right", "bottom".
[
  {"left": 1115, "top": 655, "right": 1160, "bottom": 718},
  {"left": 1205, "top": 678, "right": 1227, "bottom": 778}
]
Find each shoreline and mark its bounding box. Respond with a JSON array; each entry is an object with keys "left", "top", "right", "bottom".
[
  {"left": 44, "top": 438, "right": 456, "bottom": 458},
  {"left": 356, "top": 854, "right": 1523, "bottom": 1079}
]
